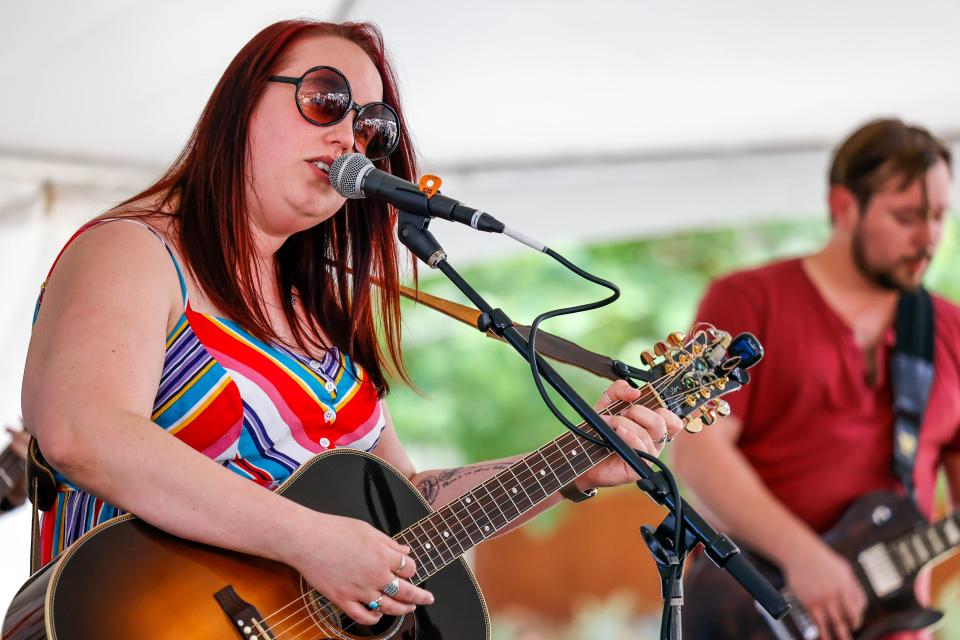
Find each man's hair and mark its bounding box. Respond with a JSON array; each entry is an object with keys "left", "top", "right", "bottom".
[{"left": 829, "top": 118, "right": 952, "bottom": 215}]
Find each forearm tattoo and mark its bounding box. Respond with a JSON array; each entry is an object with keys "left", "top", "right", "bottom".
[{"left": 415, "top": 461, "right": 514, "bottom": 505}]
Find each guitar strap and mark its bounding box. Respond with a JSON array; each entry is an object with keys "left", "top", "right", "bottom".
[
  {"left": 399, "top": 284, "right": 628, "bottom": 382},
  {"left": 890, "top": 287, "right": 935, "bottom": 503},
  {"left": 26, "top": 436, "right": 56, "bottom": 573}
]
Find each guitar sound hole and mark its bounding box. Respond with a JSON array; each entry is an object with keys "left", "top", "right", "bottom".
[{"left": 303, "top": 585, "right": 405, "bottom": 639}]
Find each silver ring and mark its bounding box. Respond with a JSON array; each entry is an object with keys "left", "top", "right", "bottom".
[
  {"left": 657, "top": 433, "right": 669, "bottom": 446},
  {"left": 382, "top": 576, "right": 401, "bottom": 598},
  {"left": 396, "top": 556, "right": 406, "bottom": 573}
]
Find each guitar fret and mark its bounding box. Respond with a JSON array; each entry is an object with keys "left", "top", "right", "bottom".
[
  {"left": 480, "top": 481, "right": 513, "bottom": 525},
  {"left": 910, "top": 535, "right": 930, "bottom": 564},
  {"left": 397, "top": 395, "right": 659, "bottom": 583},
  {"left": 408, "top": 523, "right": 440, "bottom": 575},
  {"left": 926, "top": 527, "right": 945, "bottom": 555},
  {"left": 554, "top": 440, "right": 579, "bottom": 482},
  {"left": 503, "top": 467, "right": 533, "bottom": 512},
  {"left": 434, "top": 509, "right": 468, "bottom": 556},
  {"left": 520, "top": 458, "right": 550, "bottom": 502},
  {"left": 420, "top": 513, "right": 457, "bottom": 566},
  {"left": 458, "top": 491, "right": 494, "bottom": 540},
  {"left": 943, "top": 516, "right": 960, "bottom": 546},
  {"left": 894, "top": 539, "right": 917, "bottom": 573}
]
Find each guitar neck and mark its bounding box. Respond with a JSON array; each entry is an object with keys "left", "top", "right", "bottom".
[
  {"left": 396, "top": 389, "right": 663, "bottom": 584},
  {"left": 886, "top": 509, "right": 960, "bottom": 574},
  {"left": 0, "top": 444, "right": 25, "bottom": 499}
]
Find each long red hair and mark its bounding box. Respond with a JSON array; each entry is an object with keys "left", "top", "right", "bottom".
[{"left": 119, "top": 20, "right": 416, "bottom": 394}]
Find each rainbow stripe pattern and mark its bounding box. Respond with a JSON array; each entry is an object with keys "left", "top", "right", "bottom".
[{"left": 37, "top": 220, "right": 385, "bottom": 565}]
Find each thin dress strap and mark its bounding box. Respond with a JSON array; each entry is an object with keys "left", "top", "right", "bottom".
[{"left": 34, "top": 218, "right": 189, "bottom": 323}]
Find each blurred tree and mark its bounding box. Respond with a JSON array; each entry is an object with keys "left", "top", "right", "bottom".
[{"left": 389, "top": 216, "right": 959, "bottom": 459}]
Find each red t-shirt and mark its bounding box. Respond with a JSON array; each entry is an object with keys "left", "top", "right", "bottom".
[{"left": 695, "top": 258, "right": 960, "bottom": 530}]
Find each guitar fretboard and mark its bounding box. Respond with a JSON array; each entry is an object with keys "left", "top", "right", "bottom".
[
  {"left": 886, "top": 511, "right": 960, "bottom": 575},
  {"left": 396, "top": 391, "right": 662, "bottom": 584}
]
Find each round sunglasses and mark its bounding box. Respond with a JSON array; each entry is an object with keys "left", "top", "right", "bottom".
[{"left": 268, "top": 65, "right": 400, "bottom": 161}]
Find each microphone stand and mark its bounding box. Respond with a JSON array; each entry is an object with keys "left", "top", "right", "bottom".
[{"left": 396, "top": 210, "right": 789, "bottom": 639}]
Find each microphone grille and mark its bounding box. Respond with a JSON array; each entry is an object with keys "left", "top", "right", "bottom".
[{"left": 329, "top": 153, "right": 373, "bottom": 199}]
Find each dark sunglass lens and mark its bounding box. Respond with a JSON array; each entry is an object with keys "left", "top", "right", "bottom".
[
  {"left": 298, "top": 68, "right": 351, "bottom": 124},
  {"left": 354, "top": 103, "right": 399, "bottom": 160}
]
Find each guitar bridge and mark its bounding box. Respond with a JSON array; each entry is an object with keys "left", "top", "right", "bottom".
[{"left": 215, "top": 585, "right": 276, "bottom": 639}]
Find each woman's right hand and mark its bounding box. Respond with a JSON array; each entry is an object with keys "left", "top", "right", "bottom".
[{"left": 283, "top": 512, "right": 434, "bottom": 626}]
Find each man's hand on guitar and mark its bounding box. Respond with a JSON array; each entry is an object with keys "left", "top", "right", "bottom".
[
  {"left": 783, "top": 536, "right": 867, "bottom": 640},
  {"left": 575, "top": 380, "right": 684, "bottom": 491},
  {"left": 282, "top": 512, "right": 433, "bottom": 626}
]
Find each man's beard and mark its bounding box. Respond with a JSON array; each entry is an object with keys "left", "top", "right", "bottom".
[{"left": 851, "top": 227, "right": 927, "bottom": 292}]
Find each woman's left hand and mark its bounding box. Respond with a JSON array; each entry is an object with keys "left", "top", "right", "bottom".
[{"left": 575, "top": 380, "right": 683, "bottom": 491}]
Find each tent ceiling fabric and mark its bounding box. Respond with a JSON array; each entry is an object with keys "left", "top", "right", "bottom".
[
  {"left": 2, "top": 1, "right": 959, "bottom": 168},
  {"left": 0, "top": 1, "right": 957, "bottom": 257}
]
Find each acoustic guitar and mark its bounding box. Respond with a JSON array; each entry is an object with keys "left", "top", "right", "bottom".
[{"left": 3, "top": 327, "right": 761, "bottom": 640}]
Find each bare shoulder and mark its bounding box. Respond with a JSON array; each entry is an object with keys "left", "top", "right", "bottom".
[
  {"left": 24, "top": 215, "right": 188, "bottom": 430},
  {"left": 38, "top": 216, "right": 184, "bottom": 329}
]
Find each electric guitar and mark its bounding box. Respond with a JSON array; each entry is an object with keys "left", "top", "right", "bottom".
[
  {"left": 3, "top": 327, "right": 762, "bottom": 640},
  {"left": 0, "top": 442, "right": 26, "bottom": 511},
  {"left": 683, "top": 491, "right": 959, "bottom": 639}
]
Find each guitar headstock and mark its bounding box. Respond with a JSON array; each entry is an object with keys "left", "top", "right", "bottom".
[{"left": 635, "top": 326, "right": 763, "bottom": 433}]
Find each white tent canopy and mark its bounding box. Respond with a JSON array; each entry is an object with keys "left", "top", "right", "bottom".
[{"left": 2, "top": 0, "right": 960, "bottom": 415}]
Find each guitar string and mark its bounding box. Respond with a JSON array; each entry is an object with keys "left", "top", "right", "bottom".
[
  {"left": 258, "top": 386, "right": 670, "bottom": 640},
  {"left": 260, "top": 402, "right": 641, "bottom": 640},
  {"left": 263, "top": 405, "right": 689, "bottom": 637},
  {"left": 263, "top": 387, "right": 715, "bottom": 640},
  {"left": 257, "top": 335, "right": 725, "bottom": 638},
  {"left": 257, "top": 348, "right": 715, "bottom": 639}
]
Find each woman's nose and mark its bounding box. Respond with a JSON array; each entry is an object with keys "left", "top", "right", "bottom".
[{"left": 322, "top": 112, "right": 357, "bottom": 155}]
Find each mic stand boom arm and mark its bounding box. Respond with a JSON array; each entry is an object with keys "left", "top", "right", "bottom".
[{"left": 395, "top": 211, "right": 790, "bottom": 636}]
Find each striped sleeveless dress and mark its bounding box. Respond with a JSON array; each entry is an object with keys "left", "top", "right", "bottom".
[{"left": 35, "top": 219, "right": 387, "bottom": 565}]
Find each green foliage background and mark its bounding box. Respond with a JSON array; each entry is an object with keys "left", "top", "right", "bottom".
[{"left": 388, "top": 216, "right": 960, "bottom": 463}]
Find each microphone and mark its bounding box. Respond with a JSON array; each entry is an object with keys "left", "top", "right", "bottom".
[{"left": 329, "top": 153, "right": 505, "bottom": 233}]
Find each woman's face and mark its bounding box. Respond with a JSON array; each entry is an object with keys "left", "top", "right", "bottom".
[{"left": 246, "top": 35, "right": 384, "bottom": 242}]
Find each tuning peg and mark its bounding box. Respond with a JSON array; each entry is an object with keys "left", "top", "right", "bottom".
[
  {"left": 699, "top": 387, "right": 711, "bottom": 399},
  {"left": 700, "top": 409, "right": 718, "bottom": 426},
  {"left": 640, "top": 350, "right": 657, "bottom": 366},
  {"left": 685, "top": 394, "right": 698, "bottom": 407},
  {"left": 664, "top": 362, "right": 678, "bottom": 374},
  {"left": 714, "top": 400, "right": 731, "bottom": 416},
  {"left": 654, "top": 341, "right": 672, "bottom": 357},
  {"left": 683, "top": 415, "right": 704, "bottom": 433},
  {"left": 713, "top": 377, "right": 728, "bottom": 390},
  {"left": 667, "top": 331, "right": 686, "bottom": 347}
]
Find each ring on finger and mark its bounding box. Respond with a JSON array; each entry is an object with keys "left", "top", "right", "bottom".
[
  {"left": 395, "top": 556, "right": 406, "bottom": 574},
  {"left": 382, "top": 576, "right": 401, "bottom": 598},
  {"left": 656, "top": 433, "right": 669, "bottom": 446},
  {"left": 366, "top": 596, "right": 383, "bottom": 611}
]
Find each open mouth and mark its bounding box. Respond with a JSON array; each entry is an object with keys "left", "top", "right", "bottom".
[{"left": 313, "top": 160, "right": 331, "bottom": 174}]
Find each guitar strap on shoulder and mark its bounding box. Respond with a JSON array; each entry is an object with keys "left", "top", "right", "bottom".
[
  {"left": 890, "top": 287, "right": 935, "bottom": 503},
  {"left": 27, "top": 436, "right": 57, "bottom": 573}
]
